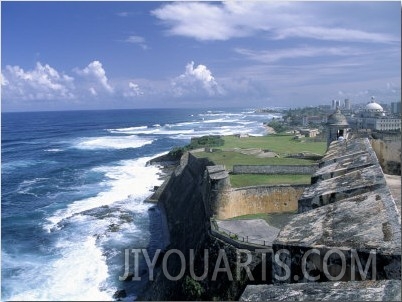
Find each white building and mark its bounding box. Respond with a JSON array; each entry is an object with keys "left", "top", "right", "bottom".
[{"left": 358, "top": 97, "right": 401, "bottom": 131}]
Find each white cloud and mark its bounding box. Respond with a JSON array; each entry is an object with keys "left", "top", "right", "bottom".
[
  {"left": 235, "top": 46, "right": 366, "bottom": 63},
  {"left": 116, "top": 11, "right": 130, "bottom": 17},
  {"left": 74, "top": 60, "right": 114, "bottom": 93},
  {"left": 2, "top": 60, "right": 118, "bottom": 104},
  {"left": 124, "top": 35, "right": 148, "bottom": 50},
  {"left": 172, "top": 61, "right": 225, "bottom": 97},
  {"left": 1, "top": 62, "right": 75, "bottom": 100},
  {"left": 89, "top": 87, "right": 97, "bottom": 96},
  {"left": 1, "top": 73, "right": 9, "bottom": 86},
  {"left": 275, "top": 26, "right": 398, "bottom": 44},
  {"left": 123, "top": 81, "right": 143, "bottom": 97},
  {"left": 152, "top": 2, "right": 268, "bottom": 41},
  {"left": 152, "top": 2, "right": 398, "bottom": 43}
]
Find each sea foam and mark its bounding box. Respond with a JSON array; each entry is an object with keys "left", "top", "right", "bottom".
[{"left": 74, "top": 135, "right": 154, "bottom": 150}]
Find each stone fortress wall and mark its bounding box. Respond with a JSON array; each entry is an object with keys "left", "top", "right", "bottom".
[
  {"left": 241, "top": 137, "right": 401, "bottom": 300},
  {"left": 214, "top": 184, "right": 306, "bottom": 220},
  {"left": 140, "top": 136, "right": 401, "bottom": 300},
  {"left": 232, "top": 164, "right": 317, "bottom": 175}
]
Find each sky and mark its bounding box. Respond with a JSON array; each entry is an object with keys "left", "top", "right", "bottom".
[{"left": 1, "top": 1, "right": 401, "bottom": 112}]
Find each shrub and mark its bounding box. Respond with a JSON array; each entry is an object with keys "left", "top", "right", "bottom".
[
  {"left": 182, "top": 276, "right": 204, "bottom": 300},
  {"left": 189, "top": 135, "right": 224, "bottom": 149},
  {"left": 168, "top": 135, "right": 224, "bottom": 158},
  {"left": 267, "top": 120, "right": 288, "bottom": 133}
]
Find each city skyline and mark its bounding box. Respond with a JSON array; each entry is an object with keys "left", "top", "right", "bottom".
[{"left": 1, "top": 1, "right": 401, "bottom": 112}]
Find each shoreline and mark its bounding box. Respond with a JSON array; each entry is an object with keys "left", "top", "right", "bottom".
[{"left": 112, "top": 157, "right": 176, "bottom": 300}]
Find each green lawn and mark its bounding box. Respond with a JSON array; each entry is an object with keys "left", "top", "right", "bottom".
[
  {"left": 193, "top": 150, "right": 316, "bottom": 171},
  {"left": 221, "top": 134, "right": 327, "bottom": 155},
  {"left": 229, "top": 174, "right": 311, "bottom": 187},
  {"left": 190, "top": 134, "right": 326, "bottom": 187}
]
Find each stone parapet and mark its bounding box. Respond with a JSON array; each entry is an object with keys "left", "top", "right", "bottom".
[
  {"left": 233, "top": 165, "right": 317, "bottom": 175},
  {"left": 299, "top": 164, "right": 386, "bottom": 212},
  {"left": 271, "top": 137, "right": 401, "bottom": 287},
  {"left": 240, "top": 280, "right": 401, "bottom": 301}
]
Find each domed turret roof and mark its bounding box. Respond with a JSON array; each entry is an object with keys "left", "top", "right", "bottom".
[
  {"left": 327, "top": 108, "right": 349, "bottom": 126},
  {"left": 365, "top": 99, "right": 383, "bottom": 111}
]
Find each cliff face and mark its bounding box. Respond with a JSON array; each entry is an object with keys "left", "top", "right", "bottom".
[{"left": 138, "top": 153, "right": 258, "bottom": 301}]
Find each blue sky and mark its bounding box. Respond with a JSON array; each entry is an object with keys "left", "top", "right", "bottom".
[{"left": 1, "top": 1, "right": 401, "bottom": 111}]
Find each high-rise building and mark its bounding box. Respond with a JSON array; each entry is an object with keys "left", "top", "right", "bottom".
[
  {"left": 344, "top": 99, "right": 351, "bottom": 110},
  {"left": 391, "top": 102, "right": 401, "bottom": 114}
]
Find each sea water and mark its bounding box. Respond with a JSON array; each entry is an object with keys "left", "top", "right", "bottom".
[{"left": 1, "top": 108, "right": 278, "bottom": 300}]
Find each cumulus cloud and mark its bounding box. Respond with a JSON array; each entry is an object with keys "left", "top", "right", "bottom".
[
  {"left": 2, "top": 60, "right": 119, "bottom": 104},
  {"left": 1, "top": 62, "right": 75, "bottom": 100},
  {"left": 152, "top": 2, "right": 398, "bottom": 43},
  {"left": 74, "top": 60, "right": 114, "bottom": 93},
  {"left": 172, "top": 61, "right": 225, "bottom": 97}
]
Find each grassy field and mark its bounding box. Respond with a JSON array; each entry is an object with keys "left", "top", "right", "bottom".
[
  {"left": 221, "top": 134, "right": 327, "bottom": 155},
  {"left": 191, "top": 134, "right": 326, "bottom": 187},
  {"left": 193, "top": 150, "right": 316, "bottom": 170}
]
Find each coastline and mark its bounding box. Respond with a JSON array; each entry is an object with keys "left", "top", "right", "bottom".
[{"left": 113, "top": 156, "right": 176, "bottom": 300}]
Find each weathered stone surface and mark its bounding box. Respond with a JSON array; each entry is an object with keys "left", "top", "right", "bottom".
[
  {"left": 273, "top": 189, "right": 401, "bottom": 282},
  {"left": 299, "top": 164, "right": 386, "bottom": 212},
  {"left": 321, "top": 138, "right": 372, "bottom": 162},
  {"left": 272, "top": 137, "right": 401, "bottom": 285},
  {"left": 312, "top": 149, "right": 378, "bottom": 183},
  {"left": 280, "top": 190, "right": 401, "bottom": 251},
  {"left": 299, "top": 138, "right": 391, "bottom": 213},
  {"left": 240, "top": 280, "right": 401, "bottom": 301}
]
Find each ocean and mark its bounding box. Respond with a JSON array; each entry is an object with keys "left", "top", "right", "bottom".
[{"left": 1, "top": 108, "right": 277, "bottom": 300}]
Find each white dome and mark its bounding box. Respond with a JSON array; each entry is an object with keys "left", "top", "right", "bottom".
[{"left": 366, "top": 101, "right": 383, "bottom": 111}]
